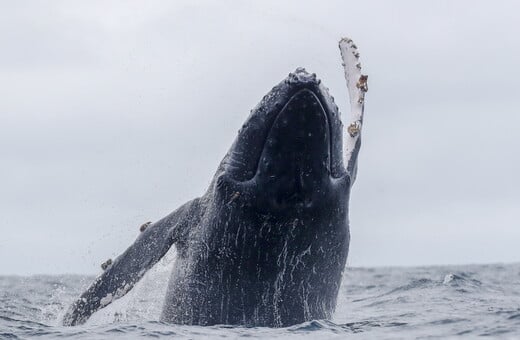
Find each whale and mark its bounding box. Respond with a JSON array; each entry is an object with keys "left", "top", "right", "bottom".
[{"left": 63, "top": 39, "right": 367, "bottom": 327}]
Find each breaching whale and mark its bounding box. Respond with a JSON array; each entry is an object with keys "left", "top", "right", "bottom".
[{"left": 63, "top": 38, "right": 367, "bottom": 327}]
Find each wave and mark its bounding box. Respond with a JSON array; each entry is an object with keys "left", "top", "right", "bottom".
[{"left": 2, "top": 263, "right": 520, "bottom": 338}]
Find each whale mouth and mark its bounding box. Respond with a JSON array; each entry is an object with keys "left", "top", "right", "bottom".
[
  {"left": 256, "top": 88, "right": 331, "bottom": 177},
  {"left": 253, "top": 88, "right": 333, "bottom": 209}
]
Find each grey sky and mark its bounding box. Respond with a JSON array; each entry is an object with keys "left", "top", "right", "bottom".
[{"left": 1, "top": 1, "right": 519, "bottom": 275}]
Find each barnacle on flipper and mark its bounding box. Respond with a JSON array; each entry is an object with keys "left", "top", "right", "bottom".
[
  {"left": 139, "top": 221, "right": 152, "bottom": 232},
  {"left": 101, "top": 258, "right": 113, "bottom": 271},
  {"left": 356, "top": 75, "right": 368, "bottom": 92},
  {"left": 347, "top": 122, "right": 361, "bottom": 137}
]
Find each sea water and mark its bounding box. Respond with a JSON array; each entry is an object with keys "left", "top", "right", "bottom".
[{"left": 1, "top": 262, "right": 520, "bottom": 339}]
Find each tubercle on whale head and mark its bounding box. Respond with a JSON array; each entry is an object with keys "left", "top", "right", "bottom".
[{"left": 214, "top": 68, "right": 350, "bottom": 212}]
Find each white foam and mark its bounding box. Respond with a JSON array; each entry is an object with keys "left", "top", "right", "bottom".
[{"left": 86, "top": 245, "right": 178, "bottom": 325}]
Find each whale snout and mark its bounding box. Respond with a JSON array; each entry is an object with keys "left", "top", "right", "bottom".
[{"left": 286, "top": 67, "right": 321, "bottom": 86}]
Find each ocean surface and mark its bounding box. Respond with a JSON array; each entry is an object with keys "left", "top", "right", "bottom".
[{"left": 1, "top": 262, "right": 520, "bottom": 339}]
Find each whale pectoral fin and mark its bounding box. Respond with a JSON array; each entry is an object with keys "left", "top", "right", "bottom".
[
  {"left": 339, "top": 38, "right": 367, "bottom": 185},
  {"left": 62, "top": 198, "right": 202, "bottom": 326}
]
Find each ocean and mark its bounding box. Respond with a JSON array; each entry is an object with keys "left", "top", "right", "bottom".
[{"left": 1, "top": 262, "right": 520, "bottom": 339}]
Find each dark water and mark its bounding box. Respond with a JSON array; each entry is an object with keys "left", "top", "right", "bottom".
[{"left": 2, "top": 262, "right": 520, "bottom": 339}]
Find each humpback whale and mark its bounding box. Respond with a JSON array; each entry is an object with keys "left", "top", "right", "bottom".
[{"left": 63, "top": 38, "right": 367, "bottom": 327}]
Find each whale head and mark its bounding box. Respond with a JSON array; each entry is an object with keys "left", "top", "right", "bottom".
[{"left": 215, "top": 68, "right": 349, "bottom": 213}]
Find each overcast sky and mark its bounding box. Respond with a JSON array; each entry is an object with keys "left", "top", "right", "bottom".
[{"left": 1, "top": 1, "right": 519, "bottom": 275}]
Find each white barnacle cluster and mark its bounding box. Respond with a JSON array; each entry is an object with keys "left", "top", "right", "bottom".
[{"left": 338, "top": 37, "right": 367, "bottom": 168}]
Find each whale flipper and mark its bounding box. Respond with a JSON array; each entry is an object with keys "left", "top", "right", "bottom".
[
  {"left": 339, "top": 38, "right": 367, "bottom": 185},
  {"left": 63, "top": 198, "right": 202, "bottom": 326}
]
